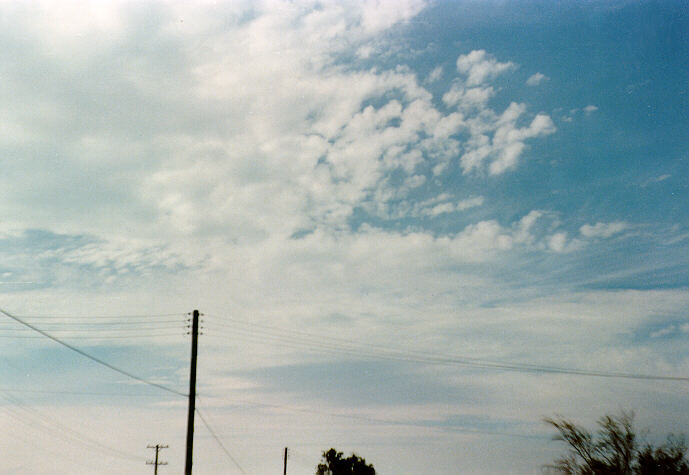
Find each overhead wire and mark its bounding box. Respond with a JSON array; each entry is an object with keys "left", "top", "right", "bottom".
[
  {"left": 194, "top": 392, "right": 548, "bottom": 440},
  {"left": 0, "top": 387, "right": 172, "bottom": 397},
  {"left": 0, "top": 420, "right": 111, "bottom": 473},
  {"left": 0, "top": 320, "right": 185, "bottom": 326},
  {"left": 0, "top": 313, "right": 187, "bottom": 341},
  {"left": 203, "top": 314, "right": 689, "bottom": 382},
  {"left": 5, "top": 304, "right": 686, "bottom": 466},
  {"left": 0, "top": 390, "right": 146, "bottom": 463},
  {"left": 195, "top": 399, "right": 247, "bottom": 475},
  {"left": 0, "top": 326, "right": 184, "bottom": 333},
  {"left": 0, "top": 324, "right": 185, "bottom": 340},
  {"left": 0, "top": 333, "right": 185, "bottom": 340},
  {"left": 0, "top": 307, "right": 188, "bottom": 397},
  {"left": 0, "top": 308, "right": 188, "bottom": 469},
  {"left": 11, "top": 312, "right": 184, "bottom": 319}
]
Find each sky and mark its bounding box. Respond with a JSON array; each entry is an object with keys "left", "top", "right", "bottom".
[{"left": 0, "top": 0, "right": 688, "bottom": 473}]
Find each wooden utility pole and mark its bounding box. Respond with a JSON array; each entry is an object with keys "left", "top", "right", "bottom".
[
  {"left": 284, "top": 447, "right": 288, "bottom": 475},
  {"left": 146, "top": 444, "right": 168, "bottom": 474},
  {"left": 185, "top": 310, "right": 200, "bottom": 474}
]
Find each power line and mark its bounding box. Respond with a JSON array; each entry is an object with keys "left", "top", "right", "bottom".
[
  {"left": 0, "top": 388, "right": 173, "bottom": 397},
  {"left": 195, "top": 393, "right": 548, "bottom": 441},
  {"left": 0, "top": 326, "right": 184, "bottom": 333},
  {"left": 195, "top": 405, "right": 247, "bottom": 474},
  {"left": 203, "top": 315, "right": 689, "bottom": 382},
  {"left": 0, "top": 333, "right": 185, "bottom": 340},
  {"left": 2, "top": 419, "right": 119, "bottom": 472},
  {"left": 0, "top": 390, "right": 146, "bottom": 463},
  {"left": 0, "top": 320, "right": 185, "bottom": 326},
  {"left": 11, "top": 313, "right": 184, "bottom": 319},
  {"left": 0, "top": 307, "right": 187, "bottom": 397}
]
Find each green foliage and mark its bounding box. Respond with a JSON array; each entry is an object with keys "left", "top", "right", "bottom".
[
  {"left": 316, "top": 448, "right": 376, "bottom": 475},
  {"left": 545, "top": 411, "right": 689, "bottom": 474}
]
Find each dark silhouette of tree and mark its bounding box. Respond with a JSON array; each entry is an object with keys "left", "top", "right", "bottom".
[
  {"left": 544, "top": 411, "right": 689, "bottom": 474},
  {"left": 637, "top": 436, "right": 689, "bottom": 475},
  {"left": 316, "top": 448, "right": 375, "bottom": 475}
]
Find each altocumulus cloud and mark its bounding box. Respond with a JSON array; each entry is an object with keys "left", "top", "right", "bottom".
[{"left": 1, "top": 2, "right": 688, "bottom": 474}]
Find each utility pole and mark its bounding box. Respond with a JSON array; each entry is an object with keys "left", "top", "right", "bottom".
[
  {"left": 185, "top": 309, "right": 200, "bottom": 475},
  {"left": 284, "top": 447, "right": 288, "bottom": 475},
  {"left": 146, "top": 444, "right": 168, "bottom": 474}
]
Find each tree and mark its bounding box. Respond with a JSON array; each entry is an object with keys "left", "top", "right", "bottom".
[
  {"left": 544, "top": 411, "right": 689, "bottom": 474},
  {"left": 637, "top": 436, "right": 689, "bottom": 475},
  {"left": 316, "top": 448, "right": 375, "bottom": 475}
]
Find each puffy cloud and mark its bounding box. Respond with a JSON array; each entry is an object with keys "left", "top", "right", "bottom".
[
  {"left": 456, "top": 49, "right": 516, "bottom": 86},
  {"left": 0, "top": 0, "right": 559, "bottom": 250},
  {"left": 442, "top": 83, "right": 495, "bottom": 109},
  {"left": 460, "top": 103, "right": 556, "bottom": 175},
  {"left": 359, "top": 0, "right": 427, "bottom": 33},
  {"left": 526, "top": 72, "right": 548, "bottom": 86},
  {"left": 441, "top": 52, "right": 557, "bottom": 176},
  {"left": 548, "top": 232, "right": 568, "bottom": 253},
  {"left": 0, "top": 1, "right": 561, "bottom": 292}
]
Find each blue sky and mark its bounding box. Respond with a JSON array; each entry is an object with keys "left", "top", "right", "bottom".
[{"left": 0, "top": 0, "right": 688, "bottom": 473}]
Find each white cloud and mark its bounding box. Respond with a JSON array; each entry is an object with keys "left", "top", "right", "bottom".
[
  {"left": 359, "top": 0, "right": 426, "bottom": 33},
  {"left": 426, "top": 202, "right": 456, "bottom": 216},
  {"left": 0, "top": 0, "right": 560, "bottom": 302},
  {"left": 642, "top": 174, "right": 671, "bottom": 187},
  {"left": 0, "top": 3, "right": 557, "bottom": 246},
  {"left": 441, "top": 54, "right": 557, "bottom": 176},
  {"left": 0, "top": 3, "right": 687, "bottom": 475},
  {"left": 456, "top": 49, "right": 516, "bottom": 86},
  {"left": 442, "top": 83, "right": 495, "bottom": 109},
  {"left": 580, "top": 221, "right": 628, "bottom": 238},
  {"left": 456, "top": 195, "right": 485, "bottom": 211},
  {"left": 584, "top": 104, "right": 599, "bottom": 113},
  {"left": 404, "top": 174, "right": 426, "bottom": 189},
  {"left": 548, "top": 231, "right": 568, "bottom": 253},
  {"left": 445, "top": 220, "right": 514, "bottom": 260},
  {"left": 513, "top": 209, "right": 543, "bottom": 243},
  {"left": 651, "top": 325, "right": 676, "bottom": 338},
  {"left": 460, "top": 102, "right": 556, "bottom": 175},
  {"left": 526, "top": 72, "right": 548, "bottom": 86},
  {"left": 421, "top": 196, "right": 484, "bottom": 217},
  {"left": 427, "top": 65, "right": 443, "bottom": 83},
  {"left": 357, "top": 44, "right": 374, "bottom": 58}
]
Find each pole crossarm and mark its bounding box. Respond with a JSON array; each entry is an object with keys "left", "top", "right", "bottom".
[{"left": 146, "top": 444, "right": 169, "bottom": 474}]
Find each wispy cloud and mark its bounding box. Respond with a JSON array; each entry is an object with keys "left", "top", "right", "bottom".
[
  {"left": 427, "top": 65, "right": 443, "bottom": 83},
  {"left": 580, "top": 221, "right": 628, "bottom": 239}
]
